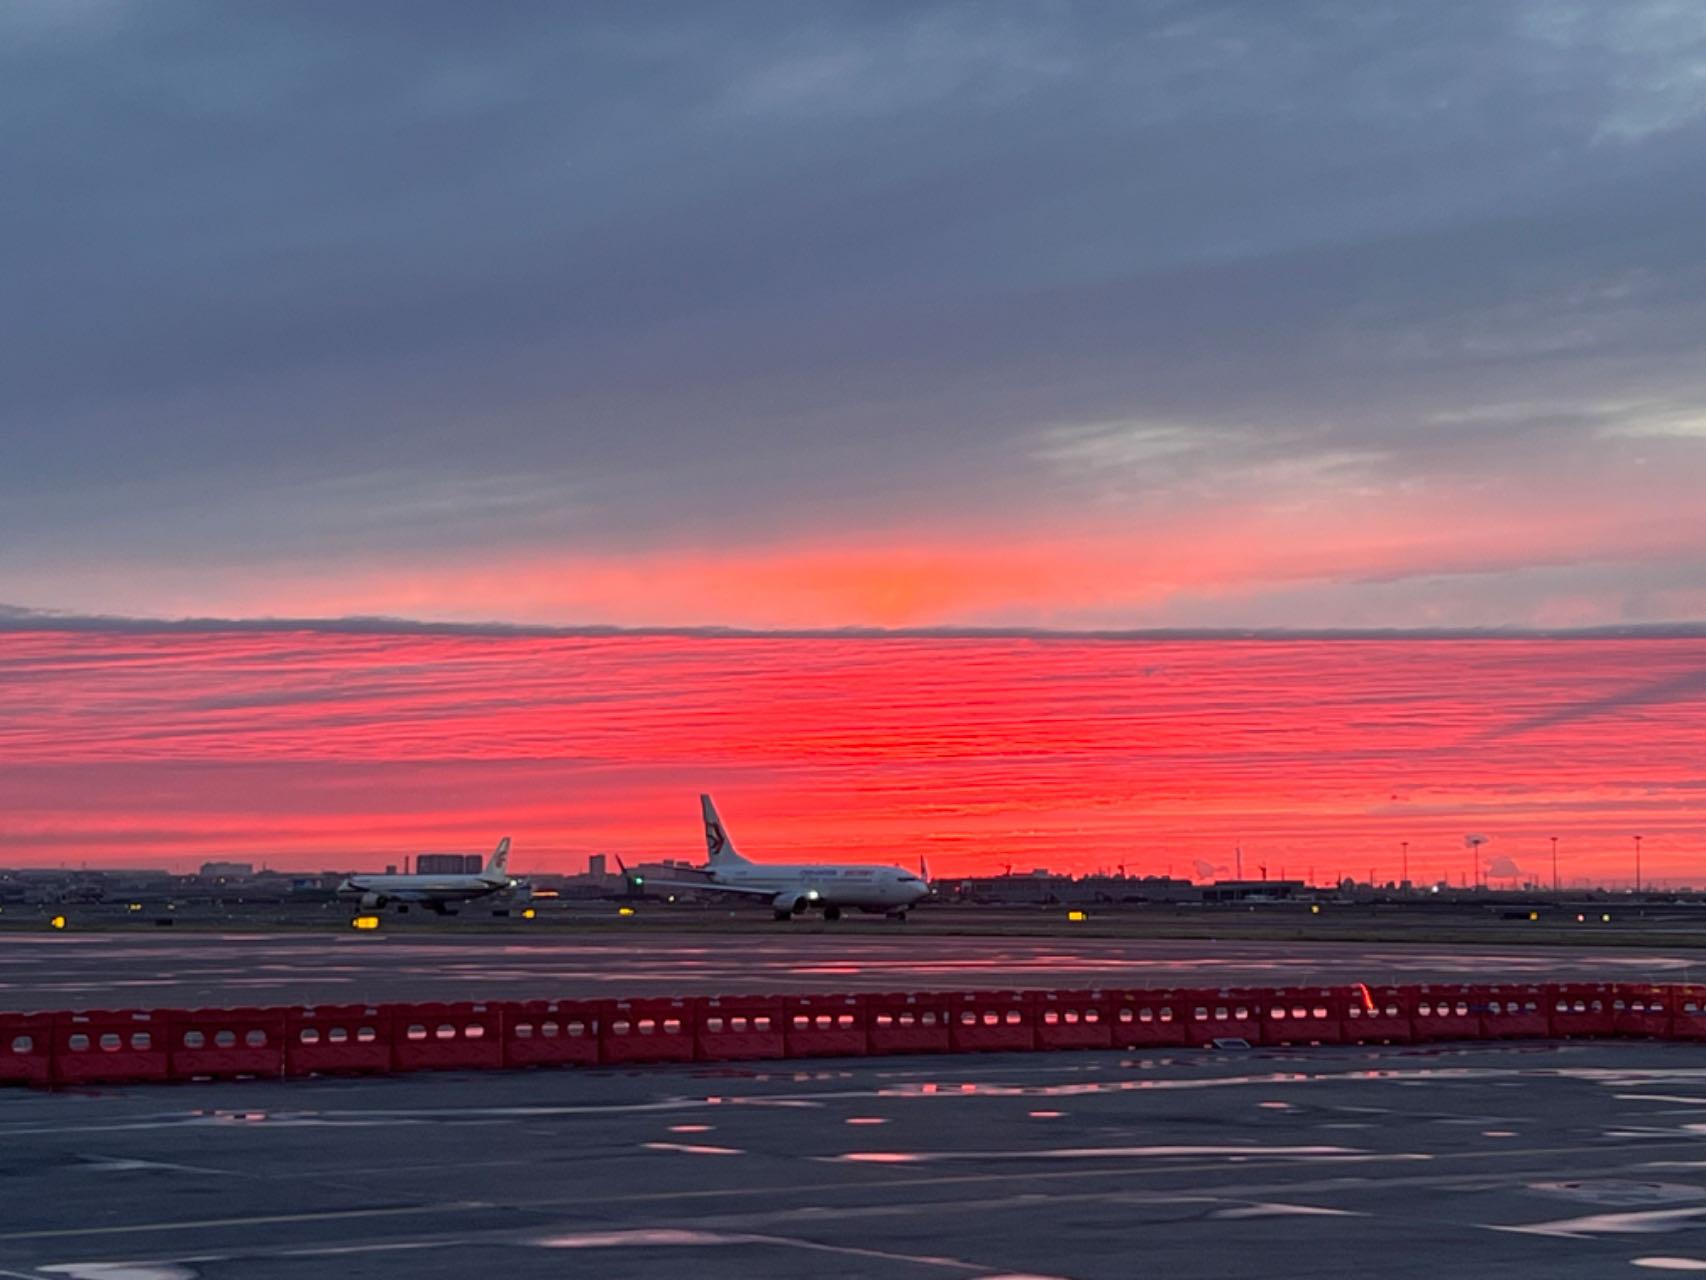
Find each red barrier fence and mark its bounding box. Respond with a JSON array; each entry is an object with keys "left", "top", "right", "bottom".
[
  {"left": 391, "top": 1002, "right": 503, "bottom": 1073},
  {"left": 52, "top": 1009, "right": 170, "bottom": 1085},
  {"left": 868, "top": 991, "right": 951, "bottom": 1055},
  {"left": 1039, "top": 989, "right": 1115, "bottom": 1049},
  {"left": 949, "top": 990, "right": 1036, "bottom": 1053},
  {"left": 1262, "top": 987, "right": 1346, "bottom": 1046},
  {"left": 602, "top": 997, "right": 695, "bottom": 1064},
  {"left": 698, "top": 996, "right": 786, "bottom": 1061},
  {"left": 1478, "top": 985, "right": 1550, "bottom": 1039},
  {"left": 9, "top": 980, "right": 1706, "bottom": 1088},
  {"left": 1179, "top": 988, "right": 1265, "bottom": 1046},
  {"left": 504, "top": 999, "right": 604, "bottom": 1069},
  {"left": 1343, "top": 985, "right": 1414, "bottom": 1044},
  {"left": 1550, "top": 983, "right": 1617, "bottom": 1038},
  {"left": 1614, "top": 985, "right": 1675, "bottom": 1039},
  {"left": 285, "top": 1004, "right": 392, "bottom": 1077},
  {"left": 784, "top": 994, "right": 867, "bottom": 1058},
  {"left": 0, "top": 1012, "right": 53, "bottom": 1085},
  {"left": 170, "top": 1007, "right": 285, "bottom": 1080},
  {"left": 1675, "top": 986, "right": 1706, "bottom": 1041}
]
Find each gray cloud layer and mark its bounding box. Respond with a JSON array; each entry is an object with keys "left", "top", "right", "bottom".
[{"left": 5, "top": 2, "right": 1706, "bottom": 619}]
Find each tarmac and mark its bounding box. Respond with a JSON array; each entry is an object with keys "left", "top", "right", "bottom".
[
  {"left": 3, "top": 932, "right": 1705, "bottom": 1012},
  {"left": 10, "top": 1040, "right": 1706, "bottom": 1277}
]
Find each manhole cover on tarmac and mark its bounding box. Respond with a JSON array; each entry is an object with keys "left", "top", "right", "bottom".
[{"left": 1529, "top": 1181, "right": 1706, "bottom": 1206}]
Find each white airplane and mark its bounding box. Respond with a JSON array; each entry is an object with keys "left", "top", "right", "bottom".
[
  {"left": 337, "top": 838, "right": 518, "bottom": 915},
  {"left": 621, "top": 795, "right": 932, "bottom": 921}
]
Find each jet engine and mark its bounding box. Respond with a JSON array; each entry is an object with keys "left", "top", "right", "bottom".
[{"left": 360, "top": 892, "right": 386, "bottom": 910}]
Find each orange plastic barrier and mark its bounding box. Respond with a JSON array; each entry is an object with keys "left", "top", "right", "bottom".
[
  {"left": 783, "top": 994, "right": 867, "bottom": 1058},
  {"left": 0, "top": 1012, "right": 53, "bottom": 1086},
  {"left": 602, "top": 997, "right": 695, "bottom": 1064},
  {"left": 1038, "top": 989, "right": 1116, "bottom": 1049},
  {"left": 51, "top": 1009, "right": 170, "bottom": 1085},
  {"left": 390, "top": 1002, "right": 503, "bottom": 1073},
  {"left": 1177, "top": 988, "right": 1265, "bottom": 1046},
  {"left": 1477, "top": 985, "right": 1550, "bottom": 1039},
  {"left": 1262, "top": 987, "right": 1345, "bottom": 1046},
  {"left": 1548, "top": 983, "right": 1616, "bottom": 1038},
  {"left": 168, "top": 1007, "right": 285, "bottom": 1080},
  {"left": 502, "top": 999, "right": 604, "bottom": 1068},
  {"left": 285, "top": 1004, "right": 392, "bottom": 1077},
  {"left": 698, "top": 996, "right": 786, "bottom": 1061},
  {"left": 1409, "top": 985, "right": 1480, "bottom": 1042},
  {"left": 1613, "top": 984, "right": 1675, "bottom": 1039},
  {"left": 867, "top": 992, "right": 951, "bottom": 1055},
  {"left": 1342, "top": 985, "right": 1413, "bottom": 1043},
  {"left": 948, "top": 991, "right": 1036, "bottom": 1053}
]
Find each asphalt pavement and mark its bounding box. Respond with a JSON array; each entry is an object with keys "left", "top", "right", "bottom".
[
  {"left": 7, "top": 1040, "right": 1706, "bottom": 1277},
  {"left": 2, "top": 931, "right": 1702, "bottom": 1011}
]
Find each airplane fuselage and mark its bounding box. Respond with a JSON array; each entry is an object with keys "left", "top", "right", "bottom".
[{"left": 707, "top": 862, "right": 928, "bottom": 912}]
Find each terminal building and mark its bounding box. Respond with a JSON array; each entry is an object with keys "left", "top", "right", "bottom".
[{"left": 1200, "top": 879, "right": 1309, "bottom": 903}]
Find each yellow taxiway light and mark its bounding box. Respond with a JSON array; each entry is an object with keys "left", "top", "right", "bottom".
[
  {"left": 128, "top": 902, "right": 143, "bottom": 912},
  {"left": 1067, "top": 910, "right": 1088, "bottom": 922},
  {"left": 1529, "top": 911, "right": 1539, "bottom": 921},
  {"left": 522, "top": 907, "right": 537, "bottom": 920},
  {"left": 618, "top": 905, "right": 636, "bottom": 917},
  {"left": 1310, "top": 904, "right": 1321, "bottom": 914},
  {"left": 351, "top": 914, "right": 381, "bottom": 931},
  {"left": 49, "top": 915, "right": 67, "bottom": 930}
]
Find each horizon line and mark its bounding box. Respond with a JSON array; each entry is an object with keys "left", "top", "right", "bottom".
[{"left": 6, "top": 603, "right": 1706, "bottom": 642}]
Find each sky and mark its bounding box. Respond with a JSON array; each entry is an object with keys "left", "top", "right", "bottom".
[
  {"left": 4, "top": 4, "right": 1705, "bottom": 873},
  {"left": 2, "top": 624, "right": 1703, "bottom": 883}
]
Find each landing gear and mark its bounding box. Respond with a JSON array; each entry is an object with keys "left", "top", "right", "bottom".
[
  {"left": 774, "top": 908, "right": 792, "bottom": 921},
  {"left": 887, "top": 910, "right": 908, "bottom": 923},
  {"left": 824, "top": 905, "right": 842, "bottom": 922}
]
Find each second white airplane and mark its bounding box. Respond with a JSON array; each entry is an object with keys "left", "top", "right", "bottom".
[
  {"left": 624, "top": 795, "right": 931, "bottom": 921},
  {"left": 336, "top": 838, "right": 518, "bottom": 915}
]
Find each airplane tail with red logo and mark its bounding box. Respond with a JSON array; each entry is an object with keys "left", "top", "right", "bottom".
[{"left": 700, "top": 794, "right": 751, "bottom": 866}]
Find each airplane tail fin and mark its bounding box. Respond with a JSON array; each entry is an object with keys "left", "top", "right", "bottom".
[
  {"left": 480, "top": 837, "right": 512, "bottom": 884},
  {"left": 701, "top": 794, "right": 750, "bottom": 866}
]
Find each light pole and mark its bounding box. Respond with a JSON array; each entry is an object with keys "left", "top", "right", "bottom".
[
  {"left": 1465, "top": 834, "right": 1488, "bottom": 890},
  {"left": 1550, "top": 836, "right": 1558, "bottom": 894},
  {"left": 1401, "top": 840, "right": 1409, "bottom": 888},
  {"left": 1635, "top": 834, "right": 1643, "bottom": 894}
]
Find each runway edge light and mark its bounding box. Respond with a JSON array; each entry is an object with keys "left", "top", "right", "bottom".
[{"left": 351, "top": 914, "right": 381, "bottom": 931}]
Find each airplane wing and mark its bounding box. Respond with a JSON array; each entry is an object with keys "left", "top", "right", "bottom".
[{"left": 629, "top": 874, "right": 779, "bottom": 899}]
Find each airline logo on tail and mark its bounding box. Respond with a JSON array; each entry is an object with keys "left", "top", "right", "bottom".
[
  {"left": 481, "top": 836, "right": 512, "bottom": 884},
  {"left": 700, "top": 793, "right": 747, "bottom": 864}
]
